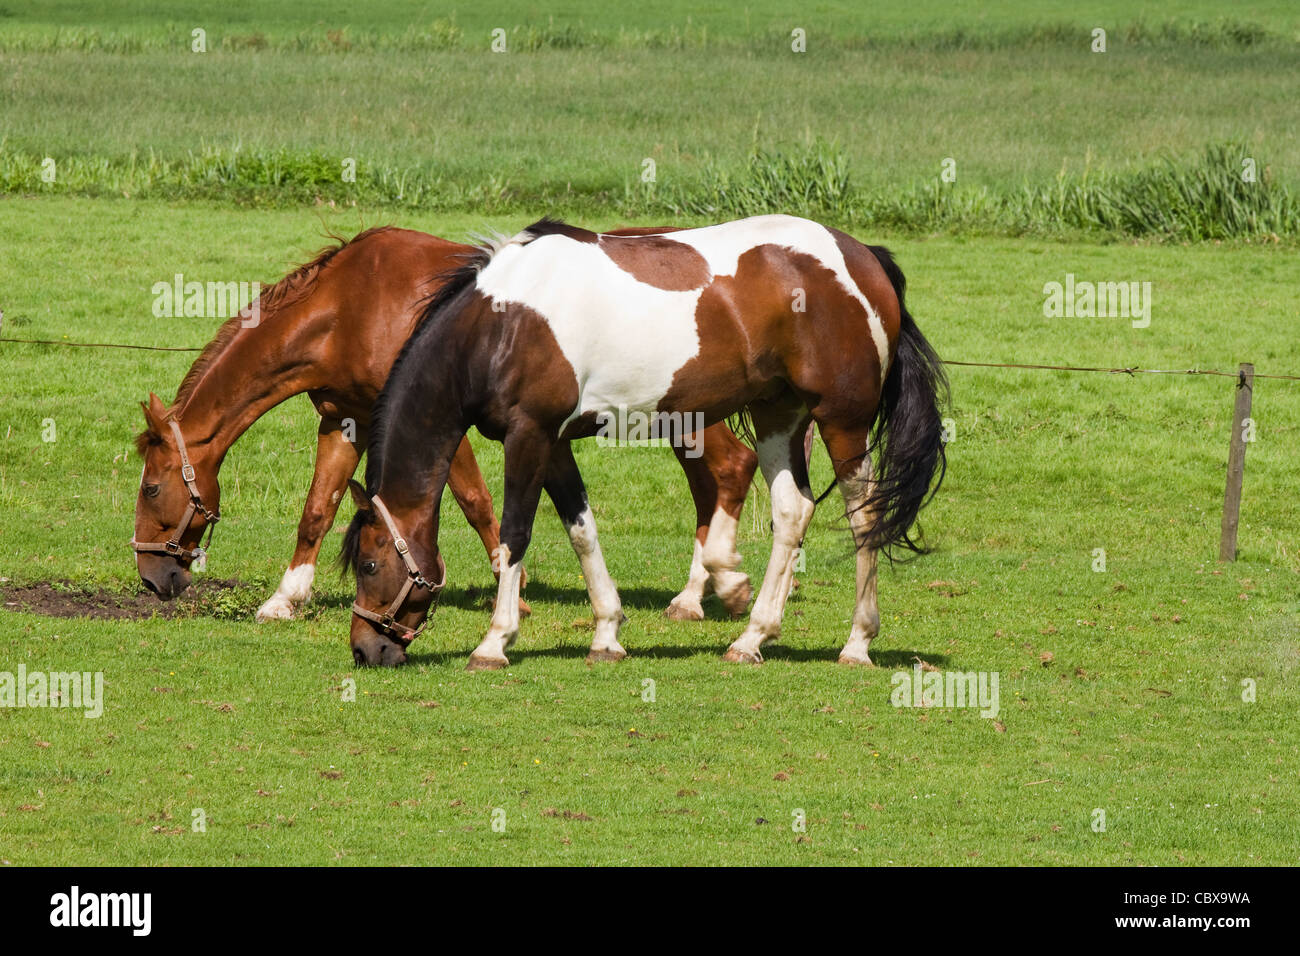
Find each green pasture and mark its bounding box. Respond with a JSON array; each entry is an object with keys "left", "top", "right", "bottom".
[
  {"left": 0, "top": 198, "right": 1296, "bottom": 865},
  {"left": 0, "top": 1, "right": 1297, "bottom": 866}
]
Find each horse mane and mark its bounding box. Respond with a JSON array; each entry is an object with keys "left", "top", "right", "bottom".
[
  {"left": 517, "top": 217, "right": 597, "bottom": 243},
  {"left": 135, "top": 225, "right": 396, "bottom": 454},
  {"left": 361, "top": 217, "right": 571, "bottom": 494}
]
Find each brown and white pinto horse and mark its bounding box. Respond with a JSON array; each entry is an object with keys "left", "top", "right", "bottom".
[
  {"left": 133, "top": 226, "right": 757, "bottom": 625},
  {"left": 345, "top": 215, "right": 946, "bottom": 669}
]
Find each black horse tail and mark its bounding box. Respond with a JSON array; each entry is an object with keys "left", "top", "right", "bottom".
[{"left": 861, "top": 245, "right": 948, "bottom": 557}]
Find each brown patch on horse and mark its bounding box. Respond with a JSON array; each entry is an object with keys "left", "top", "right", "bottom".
[
  {"left": 598, "top": 235, "right": 711, "bottom": 291},
  {"left": 657, "top": 244, "right": 889, "bottom": 419}
]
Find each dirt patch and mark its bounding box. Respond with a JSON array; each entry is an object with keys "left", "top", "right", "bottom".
[{"left": 0, "top": 579, "right": 245, "bottom": 621}]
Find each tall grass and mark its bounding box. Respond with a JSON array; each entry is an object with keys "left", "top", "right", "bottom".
[
  {"left": 5, "top": 140, "right": 1287, "bottom": 241},
  {"left": 0, "top": 17, "right": 1290, "bottom": 54}
]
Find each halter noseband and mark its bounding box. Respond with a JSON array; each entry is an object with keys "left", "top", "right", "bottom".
[
  {"left": 350, "top": 494, "right": 445, "bottom": 644},
  {"left": 131, "top": 419, "right": 219, "bottom": 564}
]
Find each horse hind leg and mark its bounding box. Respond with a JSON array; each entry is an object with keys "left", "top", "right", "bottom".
[
  {"left": 818, "top": 423, "right": 880, "bottom": 665},
  {"left": 665, "top": 423, "right": 756, "bottom": 620},
  {"left": 722, "top": 401, "right": 815, "bottom": 664},
  {"left": 257, "top": 417, "right": 361, "bottom": 621}
]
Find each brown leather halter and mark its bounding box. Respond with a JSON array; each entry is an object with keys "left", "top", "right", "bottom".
[
  {"left": 131, "top": 419, "right": 219, "bottom": 564},
  {"left": 350, "top": 494, "right": 445, "bottom": 644}
]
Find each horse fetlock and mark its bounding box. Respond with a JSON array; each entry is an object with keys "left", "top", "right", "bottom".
[{"left": 712, "top": 571, "right": 753, "bottom": 617}]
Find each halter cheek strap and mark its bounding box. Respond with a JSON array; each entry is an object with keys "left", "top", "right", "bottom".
[
  {"left": 350, "top": 494, "right": 445, "bottom": 644},
  {"left": 131, "top": 420, "right": 220, "bottom": 564}
]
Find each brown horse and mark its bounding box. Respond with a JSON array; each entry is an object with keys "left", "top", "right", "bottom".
[
  {"left": 133, "top": 226, "right": 758, "bottom": 627},
  {"left": 344, "top": 215, "right": 947, "bottom": 669}
]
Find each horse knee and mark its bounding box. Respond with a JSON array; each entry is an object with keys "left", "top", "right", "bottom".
[{"left": 296, "top": 505, "right": 332, "bottom": 546}]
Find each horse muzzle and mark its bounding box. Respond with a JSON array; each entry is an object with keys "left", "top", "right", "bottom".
[
  {"left": 350, "top": 619, "right": 410, "bottom": 667},
  {"left": 137, "top": 556, "right": 192, "bottom": 601}
]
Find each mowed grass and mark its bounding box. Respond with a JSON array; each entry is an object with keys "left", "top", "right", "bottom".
[{"left": 0, "top": 197, "right": 1297, "bottom": 864}]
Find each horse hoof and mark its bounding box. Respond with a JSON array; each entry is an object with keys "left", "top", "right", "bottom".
[
  {"left": 721, "top": 646, "right": 762, "bottom": 665},
  {"left": 255, "top": 597, "right": 294, "bottom": 622},
  {"left": 663, "top": 598, "right": 705, "bottom": 622},
  {"left": 720, "top": 579, "right": 753, "bottom": 618},
  {"left": 466, "top": 654, "right": 509, "bottom": 672},
  {"left": 837, "top": 653, "right": 874, "bottom": 667},
  {"left": 585, "top": 647, "right": 627, "bottom": 664}
]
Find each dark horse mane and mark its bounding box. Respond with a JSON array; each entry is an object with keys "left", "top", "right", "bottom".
[
  {"left": 134, "top": 225, "right": 397, "bottom": 456},
  {"left": 341, "top": 219, "right": 568, "bottom": 575},
  {"left": 357, "top": 217, "right": 579, "bottom": 493}
]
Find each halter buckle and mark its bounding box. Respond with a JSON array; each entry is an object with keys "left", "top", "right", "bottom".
[
  {"left": 181, "top": 464, "right": 196, "bottom": 483},
  {"left": 394, "top": 537, "right": 409, "bottom": 555}
]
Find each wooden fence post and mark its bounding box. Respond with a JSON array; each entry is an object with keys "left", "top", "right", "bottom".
[{"left": 1219, "top": 362, "right": 1254, "bottom": 561}]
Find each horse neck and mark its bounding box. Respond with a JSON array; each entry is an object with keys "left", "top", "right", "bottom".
[
  {"left": 175, "top": 300, "right": 327, "bottom": 466},
  {"left": 372, "top": 341, "right": 472, "bottom": 544}
]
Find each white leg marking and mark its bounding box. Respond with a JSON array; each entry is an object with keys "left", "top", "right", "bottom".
[
  {"left": 255, "top": 563, "right": 315, "bottom": 621},
  {"left": 838, "top": 453, "right": 880, "bottom": 666},
  {"left": 564, "top": 506, "right": 626, "bottom": 661},
  {"left": 725, "top": 435, "right": 814, "bottom": 663},
  {"left": 665, "top": 537, "right": 708, "bottom": 620},
  {"left": 700, "top": 507, "right": 751, "bottom": 615},
  {"left": 469, "top": 546, "right": 521, "bottom": 668}
]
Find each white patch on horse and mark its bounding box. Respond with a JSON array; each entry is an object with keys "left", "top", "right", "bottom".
[
  {"left": 475, "top": 238, "right": 704, "bottom": 433},
  {"left": 256, "top": 563, "right": 314, "bottom": 621}
]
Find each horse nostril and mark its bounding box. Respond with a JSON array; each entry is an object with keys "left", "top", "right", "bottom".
[
  {"left": 353, "top": 647, "right": 366, "bottom": 666},
  {"left": 142, "top": 578, "right": 160, "bottom": 596}
]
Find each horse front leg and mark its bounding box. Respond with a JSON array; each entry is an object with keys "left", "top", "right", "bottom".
[
  {"left": 256, "top": 417, "right": 362, "bottom": 621},
  {"left": 466, "top": 426, "right": 552, "bottom": 671},
  {"left": 447, "top": 434, "right": 531, "bottom": 616}
]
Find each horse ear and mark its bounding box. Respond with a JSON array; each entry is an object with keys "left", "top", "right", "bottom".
[
  {"left": 139, "top": 401, "right": 161, "bottom": 438},
  {"left": 143, "top": 392, "right": 168, "bottom": 433},
  {"left": 347, "top": 479, "right": 372, "bottom": 511}
]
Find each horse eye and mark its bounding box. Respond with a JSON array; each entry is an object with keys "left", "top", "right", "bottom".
[
  {"left": 144, "top": 484, "right": 161, "bottom": 498},
  {"left": 362, "top": 561, "right": 377, "bottom": 575}
]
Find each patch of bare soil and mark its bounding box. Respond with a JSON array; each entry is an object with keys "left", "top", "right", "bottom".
[{"left": 0, "top": 579, "right": 244, "bottom": 621}]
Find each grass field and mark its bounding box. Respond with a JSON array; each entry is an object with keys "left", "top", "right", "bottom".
[{"left": 1, "top": 2, "right": 1298, "bottom": 866}]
